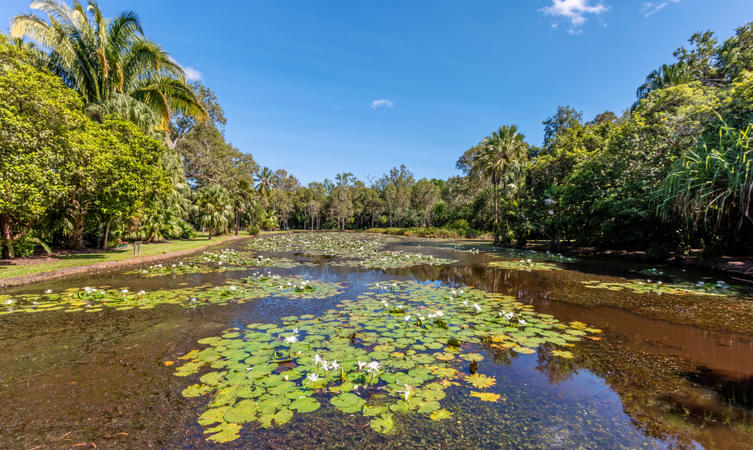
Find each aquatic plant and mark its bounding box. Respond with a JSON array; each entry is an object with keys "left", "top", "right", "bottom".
[
  {"left": 196, "top": 249, "right": 302, "bottom": 268},
  {"left": 0, "top": 273, "right": 345, "bottom": 315},
  {"left": 173, "top": 280, "right": 601, "bottom": 443},
  {"left": 581, "top": 279, "right": 740, "bottom": 297},
  {"left": 247, "top": 232, "right": 456, "bottom": 269},
  {"left": 125, "top": 261, "right": 244, "bottom": 277},
  {"left": 489, "top": 259, "right": 562, "bottom": 271}
]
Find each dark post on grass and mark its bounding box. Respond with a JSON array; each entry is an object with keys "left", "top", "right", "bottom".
[{"left": 133, "top": 241, "right": 142, "bottom": 255}]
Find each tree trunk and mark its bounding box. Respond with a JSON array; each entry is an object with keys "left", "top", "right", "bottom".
[
  {"left": 101, "top": 217, "right": 111, "bottom": 249},
  {"left": 71, "top": 215, "right": 85, "bottom": 250},
  {"left": 493, "top": 179, "right": 500, "bottom": 245},
  {"left": 235, "top": 210, "right": 240, "bottom": 235},
  {"left": 0, "top": 214, "right": 11, "bottom": 259}
]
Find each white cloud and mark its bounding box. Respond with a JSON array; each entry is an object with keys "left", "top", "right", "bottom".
[
  {"left": 370, "top": 98, "right": 394, "bottom": 110},
  {"left": 641, "top": 0, "right": 680, "bottom": 17},
  {"left": 541, "top": 0, "right": 608, "bottom": 34},
  {"left": 183, "top": 66, "right": 202, "bottom": 82}
]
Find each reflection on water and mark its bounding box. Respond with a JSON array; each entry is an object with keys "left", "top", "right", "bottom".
[{"left": 1, "top": 235, "right": 752, "bottom": 448}]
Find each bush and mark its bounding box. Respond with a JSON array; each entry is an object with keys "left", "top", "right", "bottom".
[{"left": 248, "top": 225, "right": 261, "bottom": 236}]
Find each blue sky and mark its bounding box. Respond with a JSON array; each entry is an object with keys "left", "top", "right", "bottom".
[{"left": 3, "top": 1, "right": 753, "bottom": 184}]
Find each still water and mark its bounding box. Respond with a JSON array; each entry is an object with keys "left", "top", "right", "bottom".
[{"left": 1, "top": 234, "right": 752, "bottom": 449}]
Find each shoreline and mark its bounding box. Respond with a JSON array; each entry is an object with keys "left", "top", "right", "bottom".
[
  {"left": 0, "top": 235, "right": 248, "bottom": 289},
  {"left": 366, "top": 228, "right": 753, "bottom": 282}
]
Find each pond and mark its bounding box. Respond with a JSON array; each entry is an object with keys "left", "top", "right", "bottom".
[{"left": 1, "top": 232, "right": 752, "bottom": 448}]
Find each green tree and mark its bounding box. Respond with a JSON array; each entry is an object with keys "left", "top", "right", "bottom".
[
  {"left": 195, "top": 184, "right": 232, "bottom": 238},
  {"left": 0, "top": 35, "right": 80, "bottom": 257},
  {"left": 659, "top": 122, "right": 753, "bottom": 238},
  {"left": 255, "top": 167, "right": 275, "bottom": 199},
  {"left": 10, "top": 0, "right": 205, "bottom": 135},
  {"left": 469, "top": 125, "right": 528, "bottom": 244}
]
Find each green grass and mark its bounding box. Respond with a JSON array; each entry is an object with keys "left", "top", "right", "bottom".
[{"left": 0, "top": 233, "right": 244, "bottom": 280}]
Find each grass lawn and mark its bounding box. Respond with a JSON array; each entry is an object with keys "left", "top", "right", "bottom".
[{"left": 0, "top": 233, "right": 245, "bottom": 280}]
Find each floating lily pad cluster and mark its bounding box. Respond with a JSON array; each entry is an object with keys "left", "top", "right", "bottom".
[
  {"left": 247, "top": 233, "right": 456, "bottom": 269},
  {"left": 581, "top": 279, "right": 739, "bottom": 296},
  {"left": 496, "top": 248, "right": 575, "bottom": 263},
  {"left": 195, "top": 250, "right": 301, "bottom": 268},
  {"left": 247, "top": 232, "right": 392, "bottom": 257},
  {"left": 173, "top": 280, "right": 600, "bottom": 443},
  {"left": 126, "top": 261, "right": 241, "bottom": 278},
  {"left": 0, "top": 274, "right": 345, "bottom": 315},
  {"left": 330, "top": 251, "right": 455, "bottom": 270},
  {"left": 489, "top": 259, "right": 562, "bottom": 271}
]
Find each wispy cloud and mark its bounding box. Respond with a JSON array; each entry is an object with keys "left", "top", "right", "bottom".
[
  {"left": 540, "top": 0, "right": 608, "bottom": 34},
  {"left": 641, "top": 0, "right": 680, "bottom": 17},
  {"left": 183, "top": 66, "right": 202, "bottom": 82},
  {"left": 370, "top": 98, "right": 394, "bottom": 110}
]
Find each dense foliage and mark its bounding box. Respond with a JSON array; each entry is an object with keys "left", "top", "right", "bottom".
[{"left": 2, "top": 0, "right": 752, "bottom": 258}]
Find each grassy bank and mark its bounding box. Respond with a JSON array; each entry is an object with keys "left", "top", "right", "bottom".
[{"left": 0, "top": 233, "right": 243, "bottom": 281}]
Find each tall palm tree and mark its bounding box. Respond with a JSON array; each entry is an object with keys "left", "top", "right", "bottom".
[
  {"left": 471, "top": 125, "right": 528, "bottom": 244},
  {"left": 254, "top": 167, "right": 275, "bottom": 198},
  {"left": 10, "top": 0, "right": 206, "bottom": 134}
]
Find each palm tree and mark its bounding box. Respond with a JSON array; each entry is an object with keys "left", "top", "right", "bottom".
[
  {"left": 194, "top": 185, "right": 232, "bottom": 239},
  {"left": 254, "top": 167, "right": 275, "bottom": 198},
  {"left": 658, "top": 122, "right": 753, "bottom": 231},
  {"left": 471, "top": 125, "right": 528, "bottom": 244},
  {"left": 635, "top": 63, "right": 692, "bottom": 104},
  {"left": 10, "top": 0, "right": 206, "bottom": 135}
]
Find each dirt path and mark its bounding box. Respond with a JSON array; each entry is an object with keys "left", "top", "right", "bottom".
[{"left": 0, "top": 235, "right": 249, "bottom": 289}]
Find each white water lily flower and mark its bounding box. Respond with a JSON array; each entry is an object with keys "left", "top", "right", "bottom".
[
  {"left": 505, "top": 312, "right": 514, "bottom": 320},
  {"left": 314, "top": 354, "right": 323, "bottom": 366},
  {"left": 137, "top": 290, "right": 146, "bottom": 296},
  {"left": 121, "top": 289, "right": 129, "bottom": 294},
  {"left": 45, "top": 289, "right": 53, "bottom": 294},
  {"left": 357, "top": 361, "right": 367, "bottom": 371},
  {"left": 284, "top": 335, "right": 298, "bottom": 344},
  {"left": 229, "top": 286, "right": 237, "bottom": 291},
  {"left": 518, "top": 319, "right": 527, "bottom": 326},
  {"left": 462, "top": 300, "right": 468, "bottom": 307},
  {"left": 404, "top": 315, "right": 411, "bottom": 322},
  {"left": 402, "top": 384, "right": 413, "bottom": 401},
  {"left": 435, "top": 310, "right": 443, "bottom": 317},
  {"left": 459, "top": 290, "right": 464, "bottom": 295},
  {"left": 473, "top": 303, "right": 482, "bottom": 312},
  {"left": 307, "top": 373, "right": 320, "bottom": 382},
  {"left": 366, "top": 361, "right": 381, "bottom": 372}
]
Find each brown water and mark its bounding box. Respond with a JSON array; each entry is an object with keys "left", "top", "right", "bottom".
[{"left": 1, "top": 235, "right": 753, "bottom": 449}]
